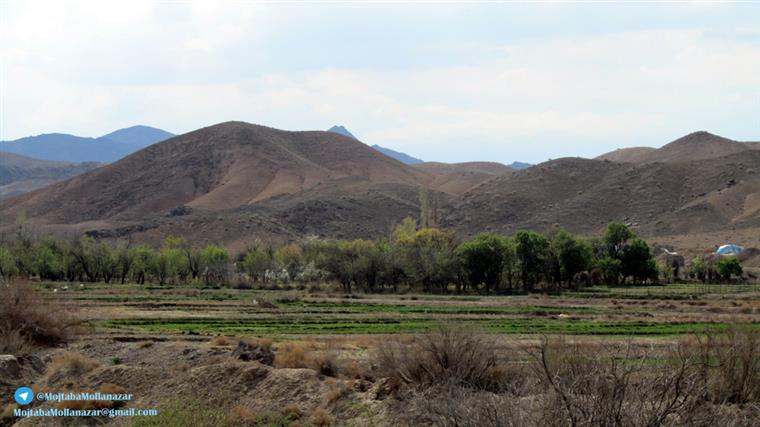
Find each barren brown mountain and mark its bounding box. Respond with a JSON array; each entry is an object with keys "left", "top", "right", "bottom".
[
  {"left": 413, "top": 161, "right": 513, "bottom": 194},
  {"left": 0, "top": 122, "right": 445, "bottom": 247},
  {"left": 446, "top": 150, "right": 760, "bottom": 240},
  {"left": 595, "top": 147, "right": 656, "bottom": 163},
  {"left": 596, "top": 131, "right": 752, "bottom": 164},
  {"left": 1, "top": 123, "right": 758, "bottom": 253},
  {"left": 0, "top": 152, "right": 100, "bottom": 200}
]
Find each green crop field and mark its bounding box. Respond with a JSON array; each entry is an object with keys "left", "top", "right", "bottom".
[{"left": 38, "top": 281, "right": 760, "bottom": 338}]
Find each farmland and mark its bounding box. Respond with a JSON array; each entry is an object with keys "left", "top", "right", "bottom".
[{"left": 45, "top": 282, "right": 760, "bottom": 338}]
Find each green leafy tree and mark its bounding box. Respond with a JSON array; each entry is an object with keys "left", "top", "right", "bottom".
[
  {"left": 515, "top": 230, "right": 549, "bottom": 291},
  {"left": 397, "top": 228, "right": 460, "bottom": 292},
  {"left": 715, "top": 257, "right": 742, "bottom": 282},
  {"left": 240, "top": 243, "right": 274, "bottom": 283},
  {"left": 596, "top": 256, "right": 622, "bottom": 286},
  {"left": 201, "top": 245, "right": 229, "bottom": 286},
  {"left": 275, "top": 244, "right": 303, "bottom": 280},
  {"left": 457, "top": 233, "right": 509, "bottom": 292},
  {"left": 0, "top": 246, "right": 17, "bottom": 281},
  {"left": 552, "top": 230, "right": 592, "bottom": 289},
  {"left": 603, "top": 223, "right": 634, "bottom": 258},
  {"left": 690, "top": 257, "right": 708, "bottom": 283},
  {"left": 620, "top": 238, "right": 658, "bottom": 285},
  {"left": 130, "top": 245, "right": 154, "bottom": 285}
]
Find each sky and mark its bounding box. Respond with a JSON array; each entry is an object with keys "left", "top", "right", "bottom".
[{"left": 1, "top": 1, "right": 759, "bottom": 164}]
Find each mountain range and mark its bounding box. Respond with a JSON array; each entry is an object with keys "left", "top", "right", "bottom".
[
  {"left": 0, "top": 125, "right": 174, "bottom": 163},
  {"left": 0, "top": 123, "right": 758, "bottom": 258}
]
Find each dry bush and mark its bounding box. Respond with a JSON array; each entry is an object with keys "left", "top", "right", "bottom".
[
  {"left": 375, "top": 325, "right": 499, "bottom": 391},
  {"left": 46, "top": 351, "right": 100, "bottom": 378},
  {"left": 691, "top": 326, "right": 760, "bottom": 404},
  {"left": 535, "top": 337, "right": 702, "bottom": 427},
  {"left": 0, "top": 280, "right": 78, "bottom": 352},
  {"left": 386, "top": 383, "right": 526, "bottom": 427},
  {"left": 229, "top": 405, "right": 258, "bottom": 423},
  {"left": 274, "top": 341, "right": 339, "bottom": 377},
  {"left": 309, "top": 409, "right": 335, "bottom": 426},
  {"left": 274, "top": 342, "right": 309, "bottom": 368},
  {"left": 282, "top": 403, "right": 303, "bottom": 420},
  {"left": 325, "top": 380, "right": 351, "bottom": 404}
]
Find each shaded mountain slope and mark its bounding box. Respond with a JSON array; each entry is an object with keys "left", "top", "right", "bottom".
[{"left": 0, "top": 152, "right": 100, "bottom": 199}]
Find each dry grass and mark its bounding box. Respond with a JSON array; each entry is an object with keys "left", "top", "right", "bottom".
[
  {"left": 309, "top": 409, "right": 335, "bottom": 426},
  {"left": 0, "top": 280, "right": 78, "bottom": 353},
  {"left": 46, "top": 351, "right": 100, "bottom": 378},
  {"left": 281, "top": 403, "right": 303, "bottom": 420},
  {"left": 228, "top": 405, "right": 258, "bottom": 423},
  {"left": 274, "top": 341, "right": 339, "bottom": 377}
]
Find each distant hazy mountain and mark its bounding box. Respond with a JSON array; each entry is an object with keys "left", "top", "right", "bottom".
[
  {"left": 509, "top": 161, "right": 532, "bottom": 170},
  {"left": 371, "top": 145, "right": 423, "bottom": 164},
  {"left": 101, "top": 125, "right": 174, "bottom": 148},
  {"left": 327, "top": 125, "right": 424, "bottom": 165},
  {"left": 0, "top": 125, "right": 174, "bottom": 163},
  {"left": 327, "top": 125, "right": 356, "bottom": 139}
]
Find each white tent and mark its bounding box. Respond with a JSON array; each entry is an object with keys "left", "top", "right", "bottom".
[{"left": 716, "top": 244, "right": 745, "bottom": 256}]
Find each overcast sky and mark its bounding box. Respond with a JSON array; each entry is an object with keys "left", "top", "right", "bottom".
[{"left": 2, "top": 1, "right": 759, "bottom": 163}]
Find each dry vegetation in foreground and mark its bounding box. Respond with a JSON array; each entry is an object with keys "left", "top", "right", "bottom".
[
  {"left": 378, "top": 325, "right": 760, "bottom": 427},
  {"left": 0, "top": 280, "right": 79, "bottom": 354}
]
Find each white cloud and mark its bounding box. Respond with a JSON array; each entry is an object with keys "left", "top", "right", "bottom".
[{"left": 1, "top": 2, "right": 759, "bottom": 163}]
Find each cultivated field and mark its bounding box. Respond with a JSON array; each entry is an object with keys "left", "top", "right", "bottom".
[{"left": 3, "top": 281, "right": 760, "bottom": 426}]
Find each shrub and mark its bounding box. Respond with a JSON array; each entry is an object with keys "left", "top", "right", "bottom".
[
  {"left": 715, "top": 257, "right": 743, "bottom": 282},
  {"left": 375, "top": 325, "right": 498, "bottom": 390},
  {"left": 309, "top": 409, "right": 335, "bottom": 426},
  {"left": 535, "top": 337, "right": 701, "bottom": 426},
  {"left": 0, "top": 280, "right": 78, "bottom": 353},
  {"left": 46, "top": 352, "right": 100, "bottom": 378},
  {"left": 693, "top": 326, "right": 760, "bottom": 404}
]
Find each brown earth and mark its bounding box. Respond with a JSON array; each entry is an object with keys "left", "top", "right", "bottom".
[
  {"left": 595, "top": 131, "right": 754, "bottom": 164},
  {"left": 1, "top": 123, "right": 758, "bottom": 256},
  {"left": 413, "top": 161, "right": 513, "bottom": 195},
  {"left": 0, "top": 152, "right": 100, "bottom": 200}
]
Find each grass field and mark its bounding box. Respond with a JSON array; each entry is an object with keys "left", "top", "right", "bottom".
[{"left": 41, "top": 281, "right": 760, "bottom": 338}]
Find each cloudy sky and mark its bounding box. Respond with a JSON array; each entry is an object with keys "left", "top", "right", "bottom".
[{"left": 1, "top": 1, "right": 759, "bottom": 163}]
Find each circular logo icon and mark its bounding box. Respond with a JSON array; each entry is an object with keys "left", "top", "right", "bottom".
[{"left": 14, "top": 387, "right": 34, "bottom": 405}]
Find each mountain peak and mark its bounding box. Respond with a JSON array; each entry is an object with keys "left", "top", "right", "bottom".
[
  {"left": 100, "top": 125, "right": 174, "bottom": 147},
  {"left": 327, "top": 125, "right": 356, "bottom": 139}
]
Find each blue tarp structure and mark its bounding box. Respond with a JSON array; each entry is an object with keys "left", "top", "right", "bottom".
[{"left": 716, "top": 244, "right": 745, "bottom": 256}]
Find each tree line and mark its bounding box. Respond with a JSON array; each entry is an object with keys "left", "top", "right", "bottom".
[{"left": 0, "top": 220, "right": 743, "bottom": 292}]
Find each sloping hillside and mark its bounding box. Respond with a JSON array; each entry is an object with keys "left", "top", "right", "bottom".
[
  {"left": 413, "top": 161, "right": 513, "bottom": 194},
  {"left": 446, "top": 150, "right": 760, "bottom": 238},
  {"left": 0, "top": 152, "right": 99, "bottom": 199},
  {"left": 0, "top": 122, "right": 434, "bottom": 237},
  {"left": 596, "top": 132, "right": 751, "bottom": 164},
  {"left": 595, "top": 147, "right": 657, "bottom": 163}
]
